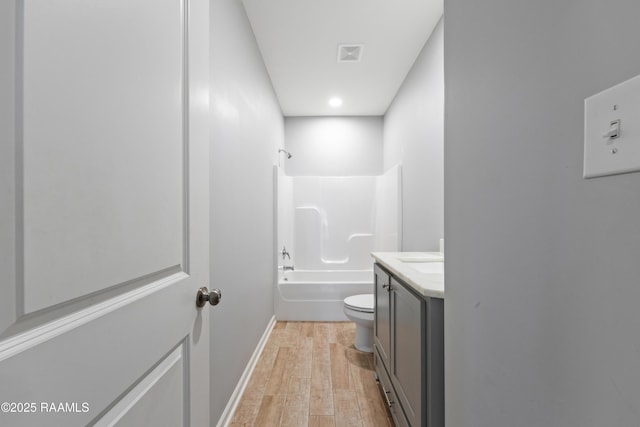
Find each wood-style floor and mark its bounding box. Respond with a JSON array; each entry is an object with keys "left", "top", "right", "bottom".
[{"left": 230, "top": 321, "right": 394, "bottom": 426}]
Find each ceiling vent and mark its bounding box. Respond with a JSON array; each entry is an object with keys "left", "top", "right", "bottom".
[{"left": 337, "top": 44, "right": 364, "bottom": 62}]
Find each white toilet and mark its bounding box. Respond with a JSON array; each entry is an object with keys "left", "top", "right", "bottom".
[{"left": 343, "top": 294, "right": 374, "bottom": 353}]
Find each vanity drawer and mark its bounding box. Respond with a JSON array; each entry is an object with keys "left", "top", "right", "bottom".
[{"left": 375, "top": 345, "right": 409, "bottom": 427}]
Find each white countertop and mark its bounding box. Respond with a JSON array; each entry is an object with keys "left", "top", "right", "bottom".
[{"left": 371, "top": 252, "right": 445, "bottom": 299}]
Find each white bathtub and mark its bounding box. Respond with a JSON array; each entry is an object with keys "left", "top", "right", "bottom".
[{"left": 275, "top": 270, "right": 374, "bottom": 321}]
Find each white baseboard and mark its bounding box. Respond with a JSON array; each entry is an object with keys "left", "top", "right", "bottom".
[{"left": 216, "top": 315, "right": 277, "bottom": 427}]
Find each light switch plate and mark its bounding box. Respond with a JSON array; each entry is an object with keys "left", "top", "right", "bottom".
[{"left": 584, "top": 74, "right": 640, "bottom": 178}]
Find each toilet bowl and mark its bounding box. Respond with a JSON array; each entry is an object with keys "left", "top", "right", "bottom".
[{"left": 343, "top": 294, "right": 374, "bottom": 353}]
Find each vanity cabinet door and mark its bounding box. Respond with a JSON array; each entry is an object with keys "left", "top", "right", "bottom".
[
  {"left": 391, "top": 276, "right": 425, "bottom": 427},
  {"left": 374, "top": 264, "right": 392, "bottom": 370}
]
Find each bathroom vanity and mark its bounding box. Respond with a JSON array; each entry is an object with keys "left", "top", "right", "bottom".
[{"left": 371, "top": 252, "right": 444, "bottom": 427}]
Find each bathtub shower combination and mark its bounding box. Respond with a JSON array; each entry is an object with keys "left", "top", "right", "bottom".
[{"left": 276, "top": 165, "right": 401, "bottom": 321}]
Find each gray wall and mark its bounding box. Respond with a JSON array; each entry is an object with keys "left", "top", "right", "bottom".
[
  {"left": 284, "top": 116, "right": 383, "bottom": 176},
  {"left": 209, "top": 0, "right": 284, "bottom": 422},
  {"left": 384, "top": 18, "right": 444, "bottom": 251},
  {"left": 445, "top": 1, "right": 640, "bottom": 426}
]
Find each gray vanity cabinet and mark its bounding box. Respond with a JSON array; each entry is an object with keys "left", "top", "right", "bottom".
[
  {"left": 373, "top": 263, "right": 444, "bottom": 427},
  {"left": 374, "top": 264, "right": 392, "bottom": 368}
]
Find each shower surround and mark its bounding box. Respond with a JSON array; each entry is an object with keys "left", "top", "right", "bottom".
[{"left": 276, "top": 166, "right": 401, "bottom": 320}]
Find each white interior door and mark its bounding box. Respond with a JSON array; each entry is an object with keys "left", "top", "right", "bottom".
[{"left": 0, "top": 0, "right": 210, "bottom": 425}]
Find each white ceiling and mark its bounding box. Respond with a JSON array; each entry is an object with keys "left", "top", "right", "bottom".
[{"left": 241, "top": 0, "right": 443, "bottom": 117}]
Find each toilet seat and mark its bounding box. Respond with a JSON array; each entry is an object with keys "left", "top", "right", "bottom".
[{"left": 344, "top": 294, "right": 374, "bottom": 313}]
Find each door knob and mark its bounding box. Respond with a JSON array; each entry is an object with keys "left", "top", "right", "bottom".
[{"left": 196, "top": 287, "right": 222, "bottom": 307}]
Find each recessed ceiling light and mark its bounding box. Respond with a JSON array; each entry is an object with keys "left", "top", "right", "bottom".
[{"left": 329, "top": 97, "right": 343, "bottom": 107}]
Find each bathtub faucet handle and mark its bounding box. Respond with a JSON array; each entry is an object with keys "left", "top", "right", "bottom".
[
  {"left": 281, "top": 246, "right": 291, "bottom": 260},
  {"left": 283, "top": 265, "right": 295, "bottom": 272}
]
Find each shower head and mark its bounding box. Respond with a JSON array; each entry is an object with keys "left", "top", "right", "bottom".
[{"left": 278, "top": 149, "right": 292, "bottom": 159}]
